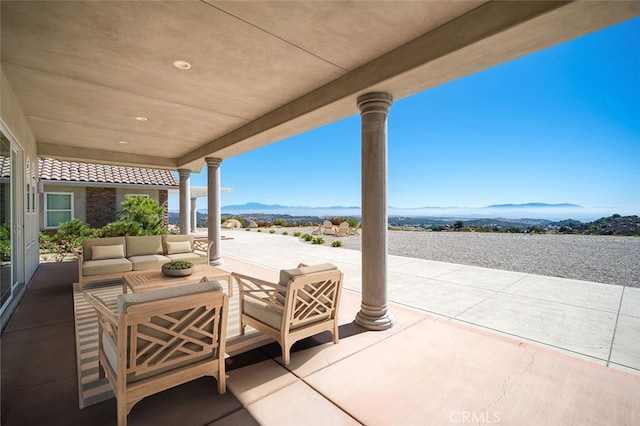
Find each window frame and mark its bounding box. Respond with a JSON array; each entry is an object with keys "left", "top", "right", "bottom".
[{"left": 44, "top": 192, "right": 74, "bottom": 229}]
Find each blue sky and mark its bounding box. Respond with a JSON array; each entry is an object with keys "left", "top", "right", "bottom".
[{"left": 170, "top": 17, "right": 639, "bottom": 219}]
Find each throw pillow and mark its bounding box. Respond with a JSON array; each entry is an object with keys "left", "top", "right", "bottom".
[{"left": 166, "top": 240, "right": 192, "bottom": 254}]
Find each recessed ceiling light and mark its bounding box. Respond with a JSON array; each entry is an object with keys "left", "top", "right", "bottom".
[
  {"left": 135, "top": 116, "right": 148, "bottom": 122},
  {"left": 118, "top": 140, "right": 129, "bottom": 145},
  {"left": 173, "top": 60, "right": 191, "bottom": 70}
]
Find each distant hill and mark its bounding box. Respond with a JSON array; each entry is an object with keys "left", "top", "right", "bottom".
[
  {"left": 549, "top": 214, "right": 639, "bottom": 236},
  {"left": 169, "top": 210, "right": 638, "bottom": 235},
  {"left": 485, "top": 203, "right": 582, "bottom": 209}
]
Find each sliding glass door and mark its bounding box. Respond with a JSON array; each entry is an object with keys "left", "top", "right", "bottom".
[{"left": 0, "top": 133, "right": 13, "bottom": 309}]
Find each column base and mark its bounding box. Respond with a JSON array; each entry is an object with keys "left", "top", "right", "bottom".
[
  {"left": 355, "top": 309, "right": 395, "bottom": 331},
  {"left": 209, "top": 257, "right": 224, "bottom": 266}
]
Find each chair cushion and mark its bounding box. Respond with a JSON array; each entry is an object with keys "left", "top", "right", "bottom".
[
  {"left": 83, "top": 237, "right": 126, "bottom": 261},
  {"left": 128, "top": 254, "right": 171, "bottom": 271},
  {"left": 92, "top": 244, "right": 125, "bottom": 260},
  {"left": 118, "top": 280, "right": 223, "bottom": 313},
  {"left": 278, "top": 263, "right": 338, "bottom": 286},
  {"left": 83, "top": 258, "right": 132, "bottom": 276},
  {"left": 277, "top": 263, "right": 338, "bottom": 304},
  {"left": 166, "top": 240, "right": 192, "bottom": 254},
  {"left": 125, "top": 235, "right": 163, "bottom": 257},
  {"left": 244, "top": 298, "right": 283, "bottom": 331}
]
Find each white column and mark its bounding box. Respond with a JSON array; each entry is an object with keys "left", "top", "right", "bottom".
[
  {"left": 205, "top": 157, "right": 223, "bottom": 265},
  {"left": 190, "top": 197, "right": 197, "bottom": 233},
  {"left": 177, "top": 169, "right": 191, "bottom": 235},
  {"left": 355, "top": 92, "right": 395, "bottom": 331}
]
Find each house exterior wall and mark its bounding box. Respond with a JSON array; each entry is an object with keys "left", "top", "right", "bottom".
[
  {"left": 38, "top": 186, "right": 171, "bottom": 230},
  {"left": 86, "top": 187, "right": 116, "bottom": 228}
]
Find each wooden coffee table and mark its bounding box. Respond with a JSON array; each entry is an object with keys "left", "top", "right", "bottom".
[{"left": 122, "top": 264, "right": 234, "bottom": 296}]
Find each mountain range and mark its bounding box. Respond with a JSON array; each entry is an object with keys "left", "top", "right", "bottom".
[{"left": 218, "top": 202, "right": 594, "bottom": 220}]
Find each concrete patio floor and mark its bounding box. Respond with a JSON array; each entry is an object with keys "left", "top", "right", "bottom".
[
  {"left": 217, "top": 229, "right": 640, "bottom": 425},
  {"left": 2, "top": 230, "right": 638, "bottom": 425}
]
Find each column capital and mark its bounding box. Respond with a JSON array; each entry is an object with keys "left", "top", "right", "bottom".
[
  {"left": 205, "top": 157, "right": 223, "bottom": 167},
  {"left": 177, "top": 168, "right": 191, "bottom": 178},
  {"left": 357, "top": 92, "right": 393, "bottom": 115}
]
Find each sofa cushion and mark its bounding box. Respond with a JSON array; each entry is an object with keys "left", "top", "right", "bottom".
[
  {"left": 129, "top": 254, "right": 171, "bottom": 271},
  {"left": 125, "top": 235, "right": 163, "bottom": 257},
  {"left": 166, "top": 240, "right": 192, "bottom": 254},
  {"left": 165, "top": 252, "right": 208, "bottom": 264},
  {"left": 92, "top": 244, "right": 125, "bottom": 260},
  {"left": 83, "top": 237, "right": 126, "bottom": 261},
  {"left": 83, "top": 258, "right": 132, "bottom": 276}
]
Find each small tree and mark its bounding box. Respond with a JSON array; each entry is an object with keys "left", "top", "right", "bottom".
[{"left": 116, "top": 195, "right": 166, "bottom": 235}]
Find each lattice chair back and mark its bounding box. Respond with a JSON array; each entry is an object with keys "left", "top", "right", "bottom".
[
  {"left": 283, "top": 269, "right": 342, "bottom": 333},
  {"left": 234, "top": 263, "right": 343, "bottom": 365},
  {"left": 86, "top": 280, "right": 228, "bottom": 426}
]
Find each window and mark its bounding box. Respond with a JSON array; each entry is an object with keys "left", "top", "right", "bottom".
[{"left": 45, "top": 192, "right": 73, "bottom": 228}]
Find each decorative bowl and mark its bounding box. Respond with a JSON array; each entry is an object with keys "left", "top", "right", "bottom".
[
  {"left": 162, "top": 267, "right": 194, "bottom": 277},
  {"left": 161, "top": 260, "right": 195, "bottom": 277}
]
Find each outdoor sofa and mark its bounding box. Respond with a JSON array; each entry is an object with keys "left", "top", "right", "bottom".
[{"left": 74, "top": 234, "right": 213, "bottom": 290}]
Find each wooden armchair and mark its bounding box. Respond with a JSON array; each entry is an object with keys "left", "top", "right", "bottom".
[
  {"left": 84, "top": 280, "right": 228, "bottom": 426},
  {"left": 232, "top": 263, "right": 343, "bottom": 365}
]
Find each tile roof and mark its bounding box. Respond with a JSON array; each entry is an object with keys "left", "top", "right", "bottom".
[{"left": 39, "top": 157, "right": 178, "bottom": 187}]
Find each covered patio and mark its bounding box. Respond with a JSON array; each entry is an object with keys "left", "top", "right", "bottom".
[
  {"left": 1, "top": 1, "right": 639, "bottom": 424},
  {"left": 2, "top": 231, "right": 639, "bottom": 424}
]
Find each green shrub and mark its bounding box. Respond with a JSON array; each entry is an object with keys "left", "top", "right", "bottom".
[
  {"left": 257, "top": 229, "right": 262, "bottom": 233},
  {"left": 98, "top": 221, "right": 141, "bottom": 237},
  {"left": 39, "top": 218, "right": 97, "bottom": 262},
  {"left": 311, "top": 237, "right": 324, "bottom": 245},
  {"left": 347, "top": 218, "right": 359, "bottom": 228},
  {"left": 246, "top": 228, "right": 251, "bottom": 231},
  {"left": 293, "top": 231, "right": 302, "bottom": 237},
  {"left": 273, "top": 218, "right": 288, "bottom": 227},
  {"left": 302, "top": 234, "right": 313, "bottom": 241},
  {"left": 282, "top": 231, "right": 288, "bottom": 236},
  {"left": 269, "top": 229, "right": 276, "bottom": 234},
  {"left": 331, "top": 240, "right": 343, "bottom": 247}
]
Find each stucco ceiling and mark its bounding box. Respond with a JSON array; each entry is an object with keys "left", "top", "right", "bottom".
[{"left": 1, "top": 1, "right": 638, "bottom": 172}]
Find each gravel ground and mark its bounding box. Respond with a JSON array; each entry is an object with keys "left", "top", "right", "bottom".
[{"left": 274, "top": 228, "right": 640, "bottom": 288}]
